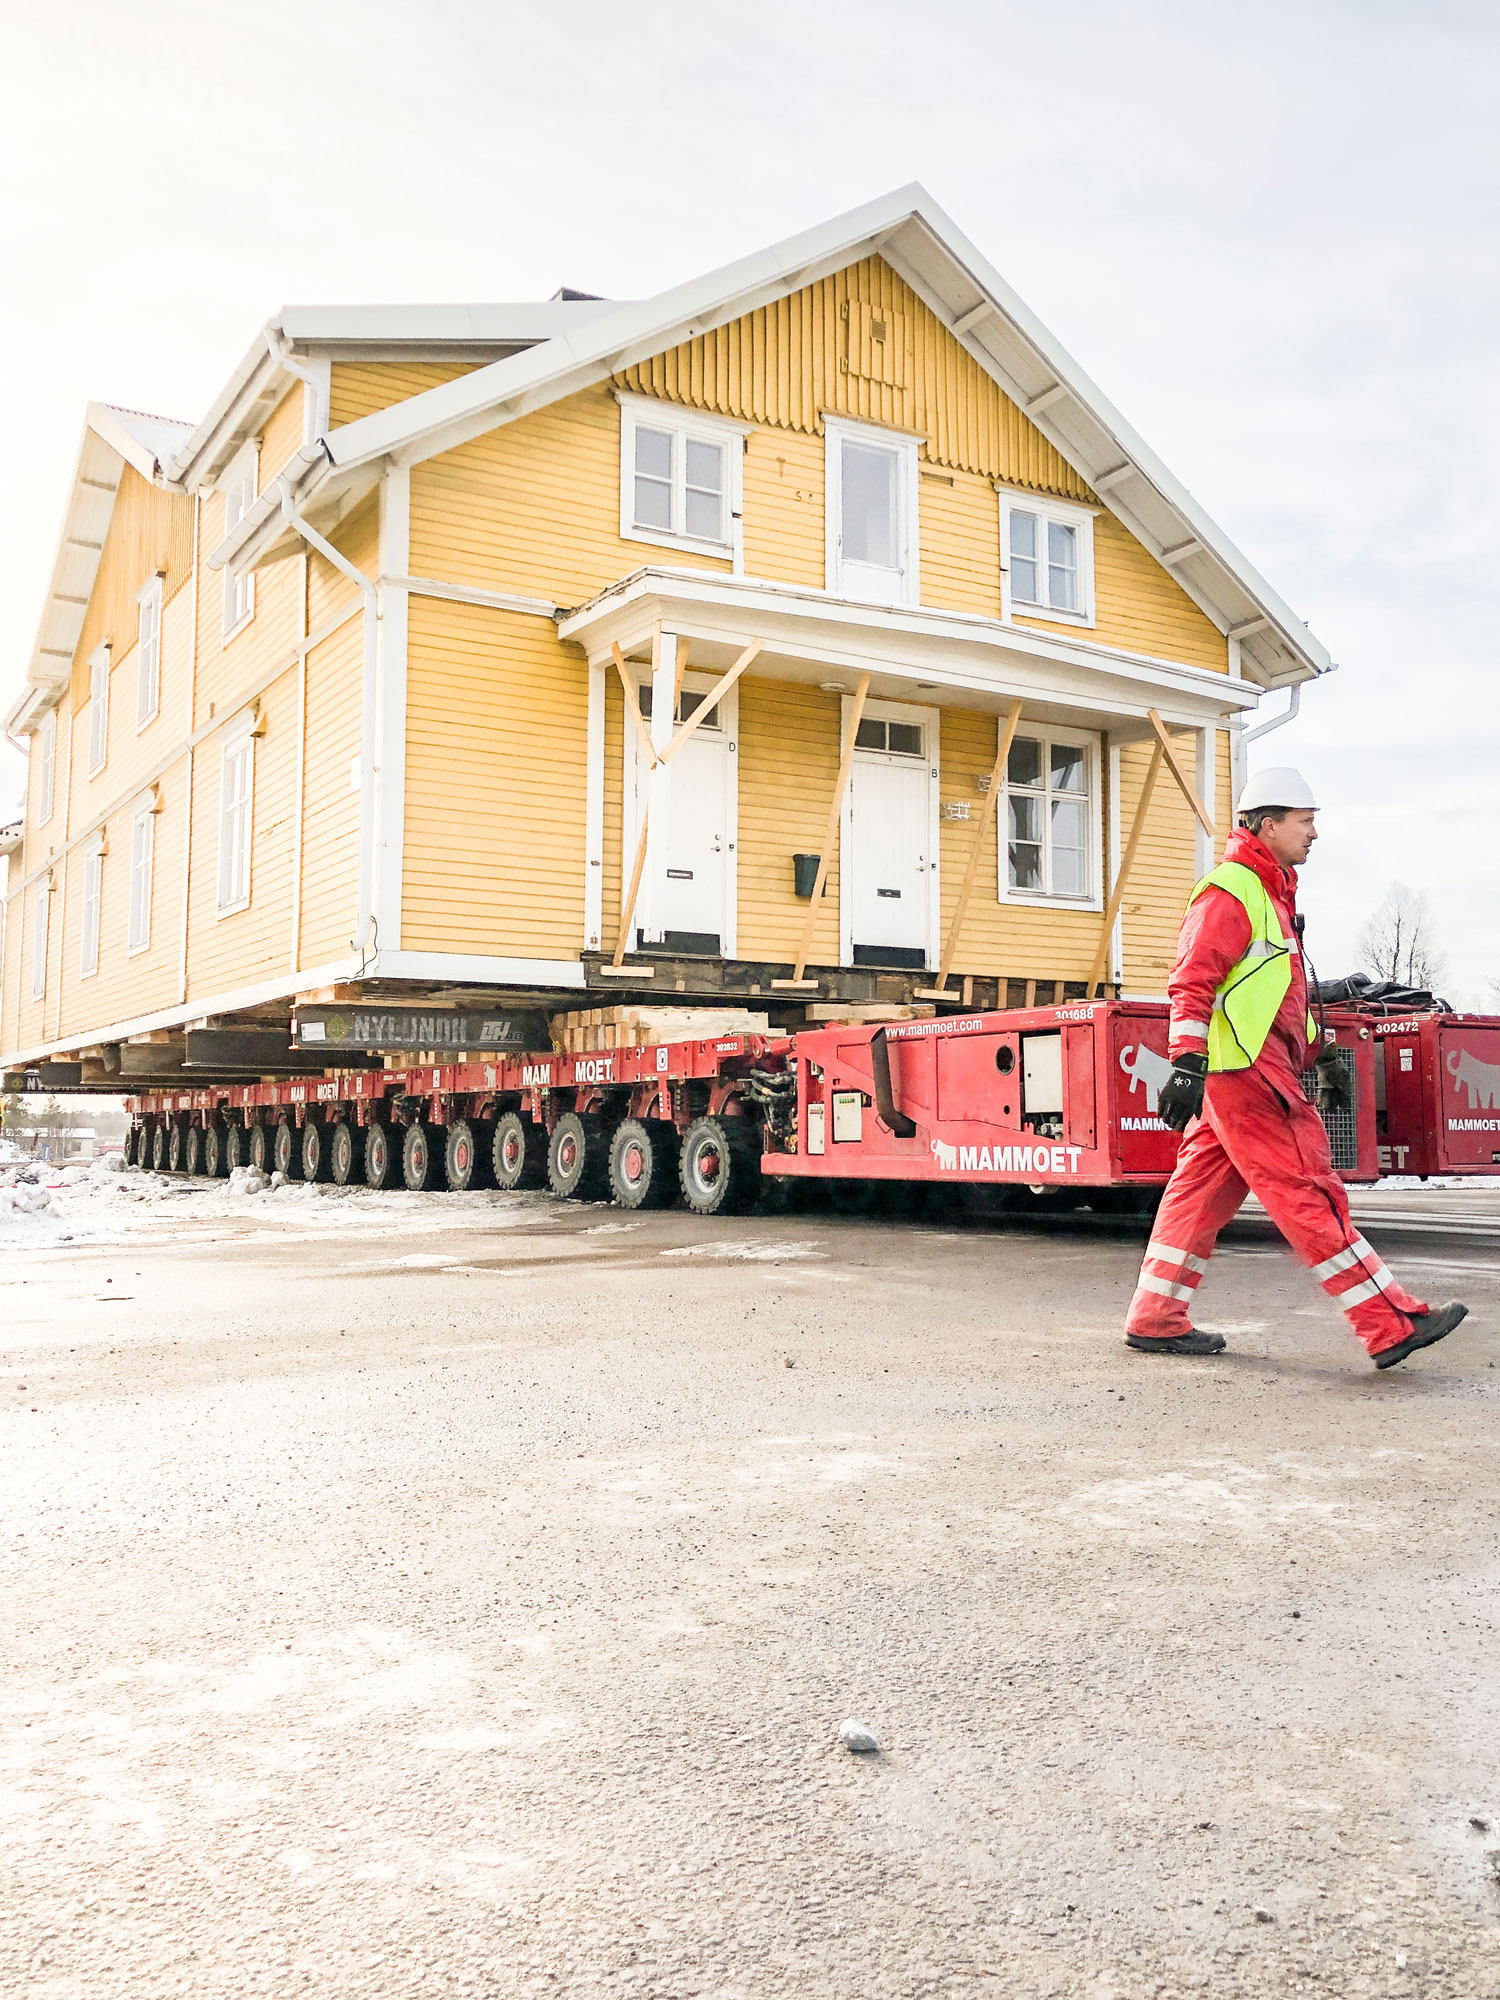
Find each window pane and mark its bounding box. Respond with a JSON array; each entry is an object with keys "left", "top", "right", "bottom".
[
  {"left": 683, "top": 438, "right": 724, "bottom": 541},
  {"left": 855, "top": 717, "right": 886, "bottom": 751},
  {"left": 677, "top": 689, "right": 720, "bottom": 730},
  {"left": 684, "top": 485, "right": 722, "bottom": 541},
  {"left": 842, "top": 443, "right": 898, "bottom": 568},
  {"left": 1008, "top": 794, "right": 1041, "bottom": 843},
  {"left": 634, "top": 473, "right": 672, "bottom": 531},
  {"left": 1007, "top": 737, "right": 1041, "bottom": 788},
  {"left": 1010, "top": 511, "right": 1039, "bottom": 602},
  {"left": 1050, "top": 742, "right": 1086, "bottom": 792},
  {"left": 887, "top": 721, "right": 923, "bottom": 757},
  {"left": 633, "top": 426, "right": 673, "bottom": 531},
  {"left": 1051, "top": 796, "right": 1087, "bottom": 849},
  {"left": 1051, "top": 845, "right": 1085, "bottom": 897},
  {"left": 1047, "top": 520, "right": 1078, "bottom": 611},
  {"left": 1008, "top": 841, "right": 1043, "bottom": 891}
]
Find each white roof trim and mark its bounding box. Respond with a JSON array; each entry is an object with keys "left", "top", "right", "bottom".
[
  {"left": 556, "top": 565, "right": 1262, "bottom": 734},
  {"left": 5, "top": 404, "right": 192, "bottom": 738},
  {"left": 313, "top": 185, "right": 1328, "bottom": 691}
]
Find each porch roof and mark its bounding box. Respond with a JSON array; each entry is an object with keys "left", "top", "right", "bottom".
[{"left": 556, "top": 567, "right": 1261, "bottom": 741}]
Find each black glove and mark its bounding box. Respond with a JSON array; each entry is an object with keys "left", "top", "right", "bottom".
[
  {"left": 1315, "top": 1048, "right": 1351, "bottom": 1116},
  {"left": 1158, "top": 1053, "right": 1209, "bottom": 1133}
]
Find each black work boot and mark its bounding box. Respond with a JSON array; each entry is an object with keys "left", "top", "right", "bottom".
[
  {"left": 1124, "top": 1329, "right": 1227, "bottom": 1356},
  {"left": 1373, "top": 1301, "right": 1469, "bottom": 1371}
]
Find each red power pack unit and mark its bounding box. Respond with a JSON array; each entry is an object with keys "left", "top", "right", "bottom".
[{"left": 1373, "top": 1014, "right": 1500, "bottom": 1177}]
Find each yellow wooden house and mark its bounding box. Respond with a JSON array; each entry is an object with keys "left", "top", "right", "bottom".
[{"left": 0, "top": 186, "right": 1328, "bottom": 1085}]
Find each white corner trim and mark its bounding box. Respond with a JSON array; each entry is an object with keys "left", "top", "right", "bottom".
[
  {"left": 584, "top": 659, "right": 605, "bottom": 952},
  {"left": 364, "top": 950, "right": 588, "bottom": 988},
  {"left": 375, "top": 464, "right": 411, "bottom": 954}
]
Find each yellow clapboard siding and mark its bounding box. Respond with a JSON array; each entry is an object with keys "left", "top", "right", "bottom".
[
  {"left": 297, "top": 618, "right": 363, "bottom": 969},
  {"left": 919, "top": 471, "right": 1004, "bottom": 620},
  {"left": 1216, "top": 729, "right": 1234, "bottom": 859},
  {"left": 410, "top": 385, "right": 733, "bottom": 606},
  {"left": 734, "top": 678, "right": 843, "bottom": 967},
  {"left": 617, "top": 255, "right": 1091, "bottom": 495},
  {"left": 328, "top": 361, "right": 483, "bottom": 429},
  {"left": 307, "top": 494, "right": 378, "bottom": 631},
  {"left": 1116, "top": 731, "right": 1201, "bottom": 994},
  {"left": 73, "top": 465, "right": 194, "bottom": 680},
  {"left": 741, "top": 430, "right": 825, "bottom": 589},
  {"left": 401, "top": 599, "right": 587, "bottom": 958},
  {"left": 259, "top": 386, "right": 306, "bottom": 487}
]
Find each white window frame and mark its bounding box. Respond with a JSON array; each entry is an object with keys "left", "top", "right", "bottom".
[
  {"left": 220, "top": 441, "right": 259, "bottom": 642},
  {"left": 216, "top": 727, "right": 255, "bottom": 916},
  {"left": 136, "top": 573, "right": 163, "bottom": 728},
  {"left": 999, "top": 489, "right": 1097, "bottom": 627},
  {"left": 80, "top": 836, "right": 104, "bottom": 980},
  {"left": 87, "top": 643, "right": 111, "bottom": 775},
  {"left": 997, "top": 722, "right": 1104, "bottom": 911},
  {"left": 616, "top": 393, "right": 746, "bottom": 566},
  {"left": 128, "top": 801, "right": 155, "bottom": 955},
  {"left": 37, "top": 708, "right": 56, "bottom": 823},
  {"left": 31, "top": 883, "right": 50, "bottom": 999},
  {"left": 824, "top": 415, "right": 921, "bottom": 608}
]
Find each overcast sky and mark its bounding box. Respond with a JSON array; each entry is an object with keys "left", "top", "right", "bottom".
[{"left": 2, "top": 0, "right": 1495, "bottom": 996}]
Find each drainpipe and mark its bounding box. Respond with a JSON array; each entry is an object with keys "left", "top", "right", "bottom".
[
  {"left": 1243, "top": 682, "right": 1301, "bottom": 744},
  {"left": 276, "top": 474, "right": 378, "bottom": 958}
]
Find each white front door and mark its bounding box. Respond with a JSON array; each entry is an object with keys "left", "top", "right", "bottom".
[
  {"left": 630, "top": 673, "right": 736, "bottom": 953},
  {"left": 842, "top": 702, "right": 939, "bottom": 969}
]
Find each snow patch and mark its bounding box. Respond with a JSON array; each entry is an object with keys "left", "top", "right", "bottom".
[{"left": 659, "top": 1239, "right": 824, "bottom": 1262}]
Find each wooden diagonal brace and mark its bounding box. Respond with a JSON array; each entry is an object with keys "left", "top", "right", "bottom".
[
  {"left": 931, "top": 697, "right": 1023, "bottom": 993},
  {"left": 1147, "top": 707, "right": 1214, "bottom": 839},
  {"left": 1087, "top": 737, "right": 1163, "bottom": 998}
]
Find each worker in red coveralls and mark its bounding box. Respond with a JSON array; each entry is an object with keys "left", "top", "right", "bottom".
[{"left": 1124, "top": 767, "right": 1469, "bottom": 1369}]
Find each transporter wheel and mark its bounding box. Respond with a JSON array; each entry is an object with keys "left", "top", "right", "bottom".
[
  {"left": 225, "top": 1122, "right": 247, "bottom": 1172},
  {"left": 444, "top": 1120, "right": 490, "bottom": 1192},
  {"left": 150, "top": 1123, "right": 169, "bottom": 1172},
  {"left": 185, "top": 1125, "right": 206, "bottom": 1177},
  {"left": 124, "top": 1124, "right": 139, "bottom": 1168},
  {"left": 609, "top": 1118, "right": 679, "bottom": 1210},
  {"left": 248, "top": 1124, "right": 271, "bottom": 1175},
  {"left": 330, "top": 1120, "right": 364, "bottom": 1187},
  {"left": 402, "top": 1121, "right": 444, "bottom": 1192},
  {"left": 364, "top": 1120, "right": 398, "bottom": 1190},
  {"left": 168, "top": 1122, "right": 186, "bottom": 1174},
  {"left": 547, "top": 1112, "right": 610, "bottom": 1201},
  {"left": 301, "top": 1120, "right": 334, "bottom": 1183},
  {"left": 679, "top": 1115, "right": 762, "bottom": 1217},
  {"left": 273, "top": 1120, "right": 302, "bottom": 1180},
  {"left": 492, "top": 1111, "right": 546, "bottom": 1191}
]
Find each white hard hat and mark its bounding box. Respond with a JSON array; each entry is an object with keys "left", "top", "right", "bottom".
[{"left": 1238, "top": 766, "right": 1318, "bottom": 812}]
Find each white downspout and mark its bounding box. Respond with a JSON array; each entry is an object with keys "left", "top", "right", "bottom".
[
  {"left": 1243, "top": 682, "right": 1301, "bottom": 744},
  {"left": 276, "top": 475, "right": 378, "bottom": 957}
]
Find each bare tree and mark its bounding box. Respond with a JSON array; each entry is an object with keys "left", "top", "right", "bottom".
[{"left": 1354, "top": 883, "right": 1448, "bottom": 990}]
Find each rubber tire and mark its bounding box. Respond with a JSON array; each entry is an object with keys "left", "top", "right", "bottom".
[
  {"left": 609, "top": 1118, "right": 679, "bottom": 1210},
  {"left": 151, "top": 1123, "right": 169, "bottom": 1172},
  {"left": 364, "top": 1120, "right": 398, "bottom": 1190},
  {"left": 273, "top": 1121, "right": 302, "bottom": 1180},
  {"left": 248, "top": 1124, "right": 272, "bottom": 1175},
  {"left": 302, "top": 1120, "right": 334, "bottom": 1183},
  {"left": 185, "top": 1125, "right": 206, "bottom": 1177},
  {"left": 330, "top": 1120, "right": 364, "bottom": 1187},
  {"left": 548, "top": 1111, "right": 610, "bottom": 1201},
  {"left": 124, "top": 1125, "right": 140, "bottom": 1168},
  {"left": 492, "top": 1111, "right": 546, "bottom": 1191},
  {"left": 226, "top": 1123, "right": 247, "bottom": 1172},
  {"left": 403, "top": 1120, "right": 444, "bottom": 1192},
  {"left": 445, "top": 1119, "right": 489, "bottom": 1191},
  {"left": 679, "top": 1115, "right": 761, "bottom": 1216},
  {"left": 168, "top": 1122, "right": 186, "bottom": 1174}
]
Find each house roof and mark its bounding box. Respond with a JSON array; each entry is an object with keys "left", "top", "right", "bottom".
[
  {"left": 295, "top": 184, "right": 1330, "bottom": 690},
  {"left": 4, "top": 404, "right": 193, "bottom": 737}
]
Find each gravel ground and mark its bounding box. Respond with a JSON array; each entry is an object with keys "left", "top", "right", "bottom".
[{"left": 3, "top": 1174, "right": 1500, "bottom": 1998}]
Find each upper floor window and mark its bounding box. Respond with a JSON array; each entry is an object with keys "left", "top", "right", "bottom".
[
  {"left": 31, "top": 883, "right": 49, "bottom": 999},
  {"left": 80, "top": 838, "right": 103, "bottom": 979},
  {"left": 217, "top": 728, "right": 255, "bottom": 915},
  {"left": 221, "top": 442, "right": 259, "bottom": 640},
  {"left": 37, "top": 709, "right": 56, "bottom": 823},
  {"left": 87, "top": 645, "right": 111, "bottom": 775},
  {"left": 1001, "top": 727, "right": 1101, "bottom": 905},
  {"left": 137, "top": 575, "right": 163, "bottom": 727},
  {"left": 618, "top": 395, "right": 743, "bottom": 560},
  {"left": 825, "top": 418, "right": 919, "bottom": 607},
  {"left": 128, "top": 801, "right": 155, "bottom": 955},
  {"left": 1001, "top": 493, "right": 1095, "bottom": 625}
]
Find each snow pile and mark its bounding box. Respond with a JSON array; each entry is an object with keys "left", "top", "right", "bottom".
[
  {"left": 227, "top": 1165, "right": 270, "bottom": 1196},
  {"left": 0, "top": 1136, "right": 24, "bottom": 1165}
]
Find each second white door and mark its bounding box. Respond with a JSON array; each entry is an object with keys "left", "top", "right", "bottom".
[{"left": 842, "top": 703, "right": 938, "bottom": 969}]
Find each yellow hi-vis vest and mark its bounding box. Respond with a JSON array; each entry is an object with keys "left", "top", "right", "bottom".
[{"left": 1186, "top": 860, "right": 1319, "bottom": 1072}]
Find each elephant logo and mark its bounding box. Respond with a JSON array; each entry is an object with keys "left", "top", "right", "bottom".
[
  {"left": 1448, "top": 1045, "right": 1500, "bottom": 1110},
  {"left": 1119, "top": 1043, "right": 1175, "bottom": 1114},
  {"left": 930, "top": 1138, "right": 958, "bottom": 1171}
]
